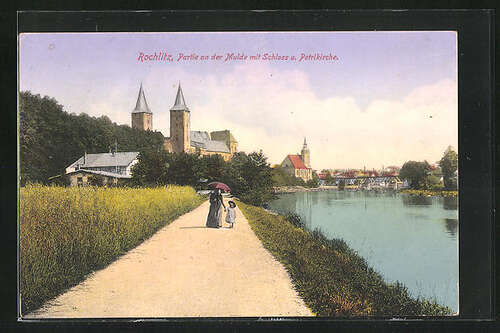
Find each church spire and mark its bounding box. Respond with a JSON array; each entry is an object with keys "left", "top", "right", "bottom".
[
  {"left": 301, "top": 137, "right": 311, "bottom": 168},
  {"left": 170, "top": 82, "right": 190, "bottom": 111},
  {"left": 132, "top": 82, "right": 152, "bottom": 114}
]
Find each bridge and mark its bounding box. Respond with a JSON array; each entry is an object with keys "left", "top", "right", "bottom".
[{"left": 331, "top": 176, "right": 408, "bottom": 189}]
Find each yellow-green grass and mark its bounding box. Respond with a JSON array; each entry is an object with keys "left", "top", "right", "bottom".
[
  {"left": 237, "top": 201, "right": 452, "bottom": 317},
  {"left": 20, "top": 184, "right": 205, "bottom": 315},
  {"left": 400, "top": 189, "right": 458, "bottom": 197}
]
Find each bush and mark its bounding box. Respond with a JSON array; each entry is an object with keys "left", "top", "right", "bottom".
[
  {"left": 238, "top": 188, "right": 276, "bottom": 207},
  {"left": 271, "top": 166, "right": 305, "bottom": 186},
  {"left": 87, "top": 174, "right": 105, "bottom": 186},
  {"left": 48, "top": 174, "right": 70, "bottom": 187},
  {"left": 306, "top": 177, "right": 320, "bottom": 188},
  {"left": 283, "top": 212, "right": 305, "bottom": 228},
  {"left": 399, "top": 189, "right": 458, "bottom": 198},
  {"left": 421, "top": 174, "right": 441, "bottom": 190}
]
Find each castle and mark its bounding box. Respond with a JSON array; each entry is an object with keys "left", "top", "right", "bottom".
[
  {"left": 131, "top": 83, "right": 237, "bottom": 161},
  {"left": 280, "top": 138, "right": 313, "bottom": 182}
]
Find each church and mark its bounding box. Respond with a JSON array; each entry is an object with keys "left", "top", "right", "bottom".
[
  {"left": 281, "top": 138, "right": 313, "bottom": 182},
  {"left": 131, "top": 83, "right": 238, "bottom": 161}
]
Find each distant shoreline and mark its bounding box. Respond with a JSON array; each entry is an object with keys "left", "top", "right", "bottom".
[
  {"left": 272, "top": 186, "right": 458, "bottom": 198},
  {"left": 273, "top": 185, "right": 337, "bottom": 194},
  {"left": 273, "top": 185, "right": 392, "bottom": 194},
  {"left": 399, "top": 189, "right": 458, "bottom": 197}
]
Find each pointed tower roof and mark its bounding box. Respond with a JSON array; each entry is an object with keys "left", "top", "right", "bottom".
[
  {"left": 302, "top": 137, "right": 309, "bottom": 149},
  {"left": 132, "top": 83, "right": 152, "bottom": 114},
  {"left": 170, "top": 83, "right": 190, "bottom": 111}
]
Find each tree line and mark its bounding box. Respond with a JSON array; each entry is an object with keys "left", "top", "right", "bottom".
[
  {"left": 271, "top": 165, "right": 320, "bottom": 188},
  {"left": 399, "top": 146, "right": 458, "bottom": 190},
  {"left": 19, "top": 91, "right": 165, "bottom": 185},
  {"left": 130, "top": 149, "right": 323, "bottom": 206},
  {"left": 131, "top": 150, "right": 277, "bottom": 206}
]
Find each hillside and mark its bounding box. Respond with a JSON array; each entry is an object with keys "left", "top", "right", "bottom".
[{"left": 19, "top": 91, "right": 165, "bottom": 185}]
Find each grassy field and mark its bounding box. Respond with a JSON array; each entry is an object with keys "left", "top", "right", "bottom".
[
  {"left": 237, "top": 201, "right": 452, "bottom": 317},
  {"left": 19, "top": 185, "right": 205, "bottom": 315}
]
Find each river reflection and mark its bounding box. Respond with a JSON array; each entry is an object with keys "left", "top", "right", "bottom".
[
  {"left": 268, "top": 190, "right": 459, "bottom": 313},
  {"left": 443, "top": 218, "right": 458, "bottom": 239},
  {"left": 402, "top": 195, "right": 433, "bottom": 206},
  {"left": 443, "top": 196, "right": 458, "bottom": 210},
  {"left": 402, "top": 194, "right": 458, "bottom": 212}
]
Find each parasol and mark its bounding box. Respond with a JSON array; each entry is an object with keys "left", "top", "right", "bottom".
[{"left": 207, "top": 181, "right": 231, "bottom": 192}]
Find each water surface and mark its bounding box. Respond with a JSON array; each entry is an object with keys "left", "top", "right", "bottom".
[{"left": 268, "top": 190, "right": 458, "bottom": 313}]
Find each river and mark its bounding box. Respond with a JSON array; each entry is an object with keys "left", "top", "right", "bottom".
[{"left": 268, "top": 190, "right": 459, "bottom": 313}]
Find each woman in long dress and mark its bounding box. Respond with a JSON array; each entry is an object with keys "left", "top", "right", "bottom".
[{"left": 206, "top": 189, "right": 226, "bottom": 228}]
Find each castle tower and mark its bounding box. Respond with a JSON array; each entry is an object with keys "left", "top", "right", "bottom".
[
  {"left": 301, "top": 137, "right": 311, "bottom": 168},
  {"left": 131, "top": 83, "right": 153, "bottom": 131},
  {"left": 210, "top": 130, "right": 238, "bottom": 154},
  {"left": 170, "top": 83, "right": 191, "bottom": 153}
]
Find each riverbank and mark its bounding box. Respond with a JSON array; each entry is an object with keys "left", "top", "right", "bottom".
[
  {"left": 274, "top": 186, "right": 458, "bottom": 198},
  {"left": 399, "top": 189, "right": 458, "bottom": 197},
  {"left": 273, "top": 185, "right": 337, "bottom": 193},
  {"left": 237, "top": 201, "right": 452, "bottom": 317}
]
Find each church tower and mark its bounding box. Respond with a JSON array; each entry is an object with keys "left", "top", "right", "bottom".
[
  {"left": 131, "top": 83, "right": 153, "bottom": 131},
  {"left": 170, "top": 83, "right": 191, "bottom": 153},
  {"left": 301, "top": 137, "right": 311, "bottom": 168}
]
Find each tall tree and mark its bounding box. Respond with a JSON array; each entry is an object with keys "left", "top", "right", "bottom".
[
  {"left": 306, "top": 173, "right": 320, "bottom": 188},
  {"left": 221, "top": 151, "right": 275, "bottom": 206},
  {"left": 324, "top": 173, "right": 334, "bottom": 185},
  {"left": 271, "top": 165, "right": 304, "bottom": 186},
  {"left": 439, "top": 146, "right": 458, "bottom": 190},
  {"left": 200, "top": 154, "right": 226, "bottom": 183},
  {"left": 399, "top": 161, "right": 431, "bottom": 189},
  {"left": 168, "top": 152, "right": 205, "bottom": 187},
  {"left": 130, "top": 149, "right": 172, "bottom": 186}
]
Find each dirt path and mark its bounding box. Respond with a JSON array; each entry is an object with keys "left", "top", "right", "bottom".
[{"left": 26, "top": 199, "right": 312, "bottom": 318}]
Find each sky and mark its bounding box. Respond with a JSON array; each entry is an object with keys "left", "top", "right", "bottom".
[{"left": 19, "top": 32, "right": 457, "bottom": 170}]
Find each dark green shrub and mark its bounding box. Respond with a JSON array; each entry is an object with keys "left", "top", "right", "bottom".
[
  {"left": 284, "top": 212, "right": 305, "bottom": 228},
  {"left": 88, "top": 174, "right": 105, "bottom": 186}
]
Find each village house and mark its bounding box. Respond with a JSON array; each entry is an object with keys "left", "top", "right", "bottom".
[
  {"left": 280, "top": 138, "right": 313, "bottom": 182},
  {"left": 316, "top": 172, "right": 328, "bottom": 186},
  {"left": 132, "top": 83, "right": 238, "bottom": 161},
  {"left": 63, "top": 151, "right": 139, "bottom": 187},
  {"left": 381, "top": 166, "right": 401, "bottom": 177}
]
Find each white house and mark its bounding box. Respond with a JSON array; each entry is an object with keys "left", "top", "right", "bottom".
[{"left": 64, "top": 151, "right": 139, "bottom": 186}]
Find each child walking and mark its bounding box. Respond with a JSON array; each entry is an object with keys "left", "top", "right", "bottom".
[{"left": 225, "top": 201, "right": 237, "bottom": 228}]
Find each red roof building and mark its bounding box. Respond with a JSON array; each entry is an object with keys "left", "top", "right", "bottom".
[
  {"left": 280, "top": 140, "right": 313, "bottom": 182},
  {"left": 317, "top": 172, "right": 328, "bottom": 180},
  {"left": 287, "top": 154, "right": 308, "bottom": 169}
]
